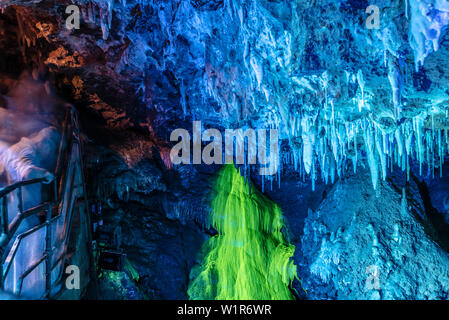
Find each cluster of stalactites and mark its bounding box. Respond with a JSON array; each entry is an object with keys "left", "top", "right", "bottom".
[
  {"left": 284, "top": 110, "right": 448, "bottom": 191},
  {"left": 408, "top": 0, "right": 449, "bottom": 70},
  {"left": 73, "top": 0, "right": 120, "bottom": 40},
  {"left": 218, "top": 108, "right": 448, "bottom": 195}
]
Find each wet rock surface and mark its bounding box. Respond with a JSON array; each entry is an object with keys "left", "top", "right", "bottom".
[{"left": 300, "top": 168, "right": 449, "bottom": 300}]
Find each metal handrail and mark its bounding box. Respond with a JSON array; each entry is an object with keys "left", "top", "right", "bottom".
[
  {"left": 0, "top": 106, "right": 89, "bottom": 298},
  {"left": 0, "top": 178, "right": 48, "bottom": 199},
  {"left": 0, "top": 199, "right": 54, "bottom": 248}
]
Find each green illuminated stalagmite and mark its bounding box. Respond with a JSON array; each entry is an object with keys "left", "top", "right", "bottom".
[{"left": 188, "top": 165, "right": 298, "bottom": 300}]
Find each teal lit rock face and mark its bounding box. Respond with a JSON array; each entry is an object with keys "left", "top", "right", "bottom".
[
  {"left": 188, "top": 165, "right": 297, "bottom": 300},
  {"left": 10, "top": 0, "right": 449, "bottom": 191},
  {"left": 300, "top": 168, "right": 449, "bottom": 300}
]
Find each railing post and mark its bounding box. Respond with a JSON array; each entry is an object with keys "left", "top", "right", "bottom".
[
  {"left": 0, "top": 196, "right": 6, "bottom": 290},
  {"left": 18, "top": 187, "right": 23, "bottom": 214},
  {"left": 53, "top": 179, "right": 58, "bottom": 203},
  {"left": 1, "top": 196, "right": 8, "bottom": 237},
  {"left": 0, "top": 254, "right": 3, "bottom": 291},
  {"left": 45, "top": 203, "right": 52, "bottom": 297}
]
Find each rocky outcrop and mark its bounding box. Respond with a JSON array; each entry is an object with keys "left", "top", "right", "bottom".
[{"left": 300, "top": 168, "right": 449, "bottom": 300}]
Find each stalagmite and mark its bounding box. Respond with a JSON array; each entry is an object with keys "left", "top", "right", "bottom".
[{"left": 188, "top": 165, "right": 297, "bottom": 300}]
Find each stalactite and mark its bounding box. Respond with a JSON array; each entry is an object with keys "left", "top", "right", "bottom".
[{"left": 357, "top": 69, "right": 365, "bottom": 112}]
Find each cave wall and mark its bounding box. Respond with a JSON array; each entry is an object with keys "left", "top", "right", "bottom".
[{"left": 2, "top": 0, "right": 449, "bottom": 300}]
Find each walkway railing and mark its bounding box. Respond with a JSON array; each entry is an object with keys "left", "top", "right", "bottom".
[{"left": 0, "top": 107, "right": 93, "bottom": 299}]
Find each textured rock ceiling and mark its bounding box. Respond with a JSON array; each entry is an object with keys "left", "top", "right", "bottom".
[{"left": 1, "top": 0, "right": 449, "bottom": 188}]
